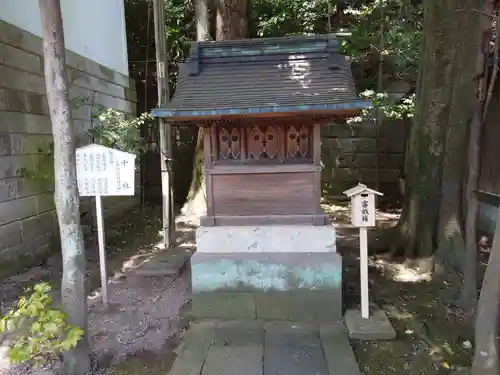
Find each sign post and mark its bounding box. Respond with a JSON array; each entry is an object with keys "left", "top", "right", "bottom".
[
  {"left": 343, "top": 183, "right": 383, "bottom": 319},
  {"left": 76, "top": 144, "right": 136, "bottom": 308}
]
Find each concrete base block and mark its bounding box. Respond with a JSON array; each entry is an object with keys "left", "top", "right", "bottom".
[
  {"left": 344, "top": 309, "right": 396, "bottom": 341},
  {"left": 196, "top": 225, "right": 336, "bottom": 253},
  {"left": 190, "top": 252, "right": 342, "bottom": 322},
  {"left": 192, "top": 293, "right": 256, "bottom": 320}
]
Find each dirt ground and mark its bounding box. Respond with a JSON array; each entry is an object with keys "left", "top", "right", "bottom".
[
  {"left": 0, "top": 203, "right": 479, "bottom": 375},
  {"left": 0, "top": 207, "right": 194, "bottom": 375}
]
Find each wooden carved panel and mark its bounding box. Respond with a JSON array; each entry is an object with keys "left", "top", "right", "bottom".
[
  {"left": 299, "top": 125, "right": 309, "bottom": 157},
  {"left": 287, "top": 124, "right": 310, "bottom": 158},
  {"left": 248, "top": 125, "right": 279, "bottom": 159},
  {"left": 264, "top": 125, "right": 278, "bottom": 158},
  {"left": 213, "top": 122, "right": 312, "bottom": 162},
  {"left": 248, "top": 126, "right": 264, "bottom": 159},
  {"left": 218, "top": 127, "right": 241, "bottom": 160}
]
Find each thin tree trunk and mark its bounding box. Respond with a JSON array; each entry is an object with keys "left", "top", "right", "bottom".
[
  {"left": 472, "top": 209, "right": 500, "bottom": 375},
  {"left": 38, "top": 1, "right": 90, "bottom": 374},
  {"left": 461, "top": 0, "right": 495, "bottom": 310},
  {"left": 195, "top": 0, "right": 211, "bottom": 41}
]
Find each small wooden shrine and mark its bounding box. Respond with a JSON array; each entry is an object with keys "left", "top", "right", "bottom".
[
  {"left": 152, "top": 34, "right": 370, "bottom": 322},
  {"left": 152, "top": 35, "right": 370, "bottom": 227}
]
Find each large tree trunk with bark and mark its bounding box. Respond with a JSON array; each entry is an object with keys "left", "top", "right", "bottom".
[
  {"left": 435, "top": 1, "right": 480, "bottom": 276},
  {"left": 472, "top": 209, "right": 500, "bottom": 375},
  {"left": 391, "top": 1, "right": 482, "bottom": 284},
  {"left": 39, "top": 1, "right": 90, "bottom": 374},
  {"left": 395, "top": 0, "right": 458, "bottom": 272},
  {"left": 215, "top": 0, "right": 249, "bottom": 40},
  {"left": 181, "top": 0, "right": 249, "bottom": 222}
]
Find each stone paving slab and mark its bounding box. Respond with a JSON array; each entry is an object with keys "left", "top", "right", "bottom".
[
  {"left": 168, "top": 320, "right": 363, "bottom": 375},
  {"left": 168, "top": 321, "right": 215, "bottom": 375},
  {"left": 319, "top": 323, "right": 362, "bottom": 375},
  {"left": 264, "top": 345, "right": 328, "bottom": 375},
  {"left": 202, "top": 346, "right": 264, "bottom": 375},
  {"left": 212, "top": 320, "right": 264, "bottom": 347},
  {"left": 131, "top": 248, "right": 192, "bottom": 277},
  {"left": 265, "top": 321, "right": 321, "bottom": 347}
]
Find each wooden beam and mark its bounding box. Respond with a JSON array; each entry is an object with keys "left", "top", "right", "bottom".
[{"left": 161, "top": 108, "right": 364, "bottom": 122}]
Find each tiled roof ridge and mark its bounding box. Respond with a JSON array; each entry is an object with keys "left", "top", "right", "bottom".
[
  {"left": 187, "top": 34, "right": 342, "bottom": 76},
  {"left": 195, "top": 33, "right": 339, "bottom": 47}
]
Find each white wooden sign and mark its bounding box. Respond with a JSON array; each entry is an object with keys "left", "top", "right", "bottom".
[
  {"left": 76, "top": 144, "right": 136, "bottom": 197},
  {"left": 76, "top": 144, "right": 136, "bottom": 308},
  {"left": 344, "top": 183, "right": 383, "bottom": 319}
]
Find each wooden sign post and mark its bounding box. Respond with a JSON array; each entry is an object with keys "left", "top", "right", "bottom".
[
  {"left": 343, "top": 183, "right": 383, "bottom": 319},
  {"left": 76, "top": 144, "right": 136, "bottom": 308}
]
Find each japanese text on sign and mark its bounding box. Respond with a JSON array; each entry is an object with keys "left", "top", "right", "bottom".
[
  {"left": 361, "top": 199, "right": 369, "bottom": 223},
  {"left": 76, "top": 145, "right": 136, "bottom": 197}
]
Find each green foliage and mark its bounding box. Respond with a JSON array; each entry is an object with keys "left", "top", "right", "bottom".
[
  {"left": 343, "top": 0, "right": 423, "bottom": 75},
  {"left": 20, "top": 94, "right": 152, "bottom": 185},
  {"left": 86, "top": 107, "right": 153, "bottom": 156},
  {"left": 250, "top": 0, "right": 330, "bottom": 37},
  {"left": 125, "top": 0, "right": 194, "bottom": 89},
  {"left": 0, "top": 283, "right": 83, "bottom": 367},
  {"left": 348, "top": 89, "right": 415, "bottom": 123}
]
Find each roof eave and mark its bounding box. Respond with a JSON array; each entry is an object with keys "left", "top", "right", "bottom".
[{"left": 151, "top": 100, "right": 372, "bottom": 122}]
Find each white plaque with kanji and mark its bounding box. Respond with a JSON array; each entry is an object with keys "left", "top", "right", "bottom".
[
  {"left": 343, "top": 183, "right": 383, "bottom": 228},
  {"left": 76, "top": 144, "right": 136, "bottom": 197}
]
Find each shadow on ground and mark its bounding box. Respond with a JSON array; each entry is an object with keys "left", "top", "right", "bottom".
[{"left": 325, "top": 199, "right": 474, "bottom": 375}]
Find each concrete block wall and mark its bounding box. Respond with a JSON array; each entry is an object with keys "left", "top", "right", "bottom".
[
  {"left": 0, "top": 20, "right": 138, "bottom": 277},
  {"left": 321, "top": 118, "right": 408, "bottom": 198}
]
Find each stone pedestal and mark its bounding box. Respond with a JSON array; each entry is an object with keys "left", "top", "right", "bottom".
[
  {"left": 190, "top": 225, "right": 341, "bottom": 322},
  {"left": 344, "top": 309, "right": 396, "bottom": 341}
]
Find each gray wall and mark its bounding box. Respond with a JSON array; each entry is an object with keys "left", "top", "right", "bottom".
[
  {"left": 0, "top": 20, "right": 138, "bottom": 276},
  {"left": 321, "top": 118, "right": 408, "bottom": 198}
]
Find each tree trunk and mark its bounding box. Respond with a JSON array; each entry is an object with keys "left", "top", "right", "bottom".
[
  {"left": 215, "top": 0, "right": 249, "bottom": 40},
  {"left": 396, "top": 0, "right": 457, "bottom": 272},
  {"left": 460, "top": 0, "right": 495, "bottom": 311},
  {"left": 181, "top": 0, "right": 249, "bottom": 222},
  {"left": 435, "top": 1, "right": 481, "bottom": 282},
  {"left": 179, "top": 0, "right": 213, "bottom": 223},
  {"left": 180, "top": 127, "right": 207, "bottom": 222},
  {"left": 195, "top": 0, "right": 211, "bottom": 41},
  {"left": 471, "top": 209, "right": 500, "bottom": 375},
  {"left": 393, "top": 1, "right": 484, "bottom": 284},
  {"left": 38, "top": 1, "right": 90, "bottom": 374}
]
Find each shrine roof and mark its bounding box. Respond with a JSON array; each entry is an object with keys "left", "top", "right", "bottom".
[
  {"left": 151, "top": 34, "right": 371, "bottom": 121},
  {"left": 343, "top": 183, "right": 384, "bottom": 197}
]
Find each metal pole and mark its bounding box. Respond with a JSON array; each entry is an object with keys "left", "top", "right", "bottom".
[
  {"left": 152, "top": 0, "right": 173, "bottom": 248},
  {"left": 95, "top": 196, "right": 108, "bottom": 308}
]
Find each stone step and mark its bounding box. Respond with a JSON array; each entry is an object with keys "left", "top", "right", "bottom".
[{"left": 125, "top": 250, "right": 192, "bottom": 277}]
